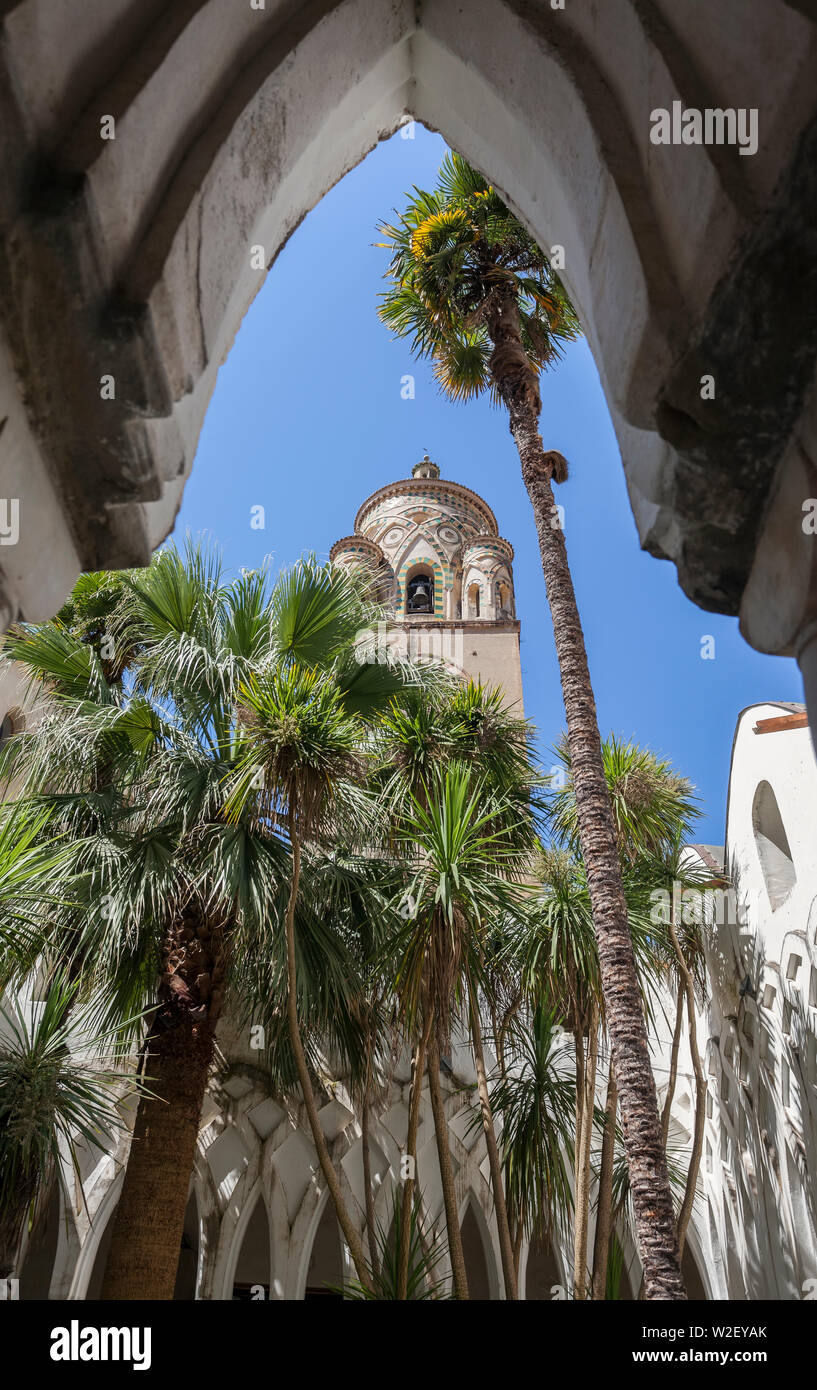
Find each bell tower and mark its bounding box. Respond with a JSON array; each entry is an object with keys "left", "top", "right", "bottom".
[{"left": 330, "top": 455, "right": 524, "bottom": 711}]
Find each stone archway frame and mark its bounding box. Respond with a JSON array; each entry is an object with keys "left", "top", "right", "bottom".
[
  {"left": 61, "top": 1115, "right": 137, "bottom": 1300},
  {"left": 212, "top": 1177, "right": 272, "bottom": 1302},
  {"left": 682, "top": 1219, "right": 717, "bottom": 1303},
  {"left": 67, "top": 1165, "right": 125, "bottom": 1300},
  {"left": 3, "top": 1, "right": 817, "bottom": 723},
  {"left": 292, "top": 1183, "right": 355, "bottom": 1301},
  {"left": 456, "top": 1189, "right": 502, "bottom": 1302},
  {"left": 179, "top": 1149, "right": 221, "bottom": 1301},
  {"left": 517, "top": 1229, "right": 569, "bottom": 1303},
  {"left": 199, "top": 1081, "right": 284, "bottom": 1300}
]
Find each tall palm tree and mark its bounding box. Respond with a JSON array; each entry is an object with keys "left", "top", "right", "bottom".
[
  {"left": 224, "top": 663, "right": 376, "bottom": 1287},
  {"left": 378, "top": 151, "right": 686, "bottom": 1297},
  {"left": 389, "top": 766, "right": 529, "bottom": 1300},
  {"left": 510, "top": 838, "right": 666, "bottom": 1298},
  {"left": 513, "top": 847, "right": 606, "bottom": 1298},
  {"left": 376, "top": 681, "right": 541, "bottom": 1299},
  {"left": 222, "top": 557, "right": 451, "bottom": 1291},
  {"left": 631, "top": 837, "right": 709, "bottom": 1259},
  {"left": 548, "top": 734, "right": 700, "bottom": 1293},
  {"left": 0, "top": 546, "right": 401, "bottom": 1298}
]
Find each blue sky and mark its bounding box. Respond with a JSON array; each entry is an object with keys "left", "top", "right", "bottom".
[{"left": 172, "top": 127, "right": 803, "bottom": 843}]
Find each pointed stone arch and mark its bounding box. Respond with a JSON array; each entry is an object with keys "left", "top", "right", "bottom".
[
  {"left": 3, "top": 0, "right": 816, "bottom": 727},
  {"left": 228, "top": 1187, "right": 272, "bottom": 1301},
  {"left": 520, "top": 1230, "right": 564, "bottom": 1301},
  {"left": 458, "top": 1197, "right": 499, "bottom": 1301},
  {"left": 18, "top": 1182, "right": 61, "bottom": 1299},
  {"left": 172, "top": 1189, "right": 202, "bottom": 1301},
  {"left": 300, "top": 1192, "right": 345, "bottom": 1301},
  {"left": 67, "top": 1164, "right": 124, "bottom": 1300}
]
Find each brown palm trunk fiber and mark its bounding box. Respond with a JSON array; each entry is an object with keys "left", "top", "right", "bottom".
[{"left": 490, "top": 290, "right": 685, "bottom": 1300}]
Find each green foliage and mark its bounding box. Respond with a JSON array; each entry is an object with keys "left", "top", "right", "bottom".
[
  {"left": 0, "top": 545, "right": 426, "bottom": 1079},
  {"left": 390, "top": 765, "right": 529, "bottom": 1032},
  {"left": 333, "top": 1191, "right": 451, "bottom": 1300},
  {"left": 227, "top": 664, "right": 363, "bottom": 837},
  {"left": 377, "top": 150, "right": 581, "bottom": 404},
  {"left": 0, "top": 975, "right": 145, "bottom": 1268},
  {"left": 547, "top": 732, "right": 700, "bottom": 864},
  {"left": 0, "top": 805, "right": 79, "bottom": 975},
  {"left": 487, "top": 1005, "right": 576, "bottom": 1241}
]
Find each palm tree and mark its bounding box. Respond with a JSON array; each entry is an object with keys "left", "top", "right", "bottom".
[
  {"left": 222, "top": 556, "right": 453, "bottom": 1292},
  {"left": 388, "top": 766, "right": 529, "bottom": 1300},
  {"left": 548, "top": 733, "right": 699, "bottom": 868},
  {"left": 378, "top": 152, "right": 686, "bottom": 1297},
  {"left": 376, "top": 681, "right": 541, "bottom": 1299},
  {"left": 0, "top": 545, "right": 404, "bottom": 1297},
  {"left": 225, "top": 663, "right": 376, "bottom": 1287},
  {"left": 513, "top": 847, "right": 605, "bottom": 1299},
  {"left": 485, "top": 1005, "right": 575, "bottom": 1282},
  {"left": 510, "top": 837, "right": 667, "bottom": 1298},
  {"left": 631, "top": 837, "right": 709, "bottom": 1259},
  {"left": 337, "top": 1190, "right": 451, "bottom": 1300},
  {"left": 0, "top": 975, "right": 144, "bottom": 1279},
  {"left": 548, "top": 734, "right": 700, "bottom": 1293}
]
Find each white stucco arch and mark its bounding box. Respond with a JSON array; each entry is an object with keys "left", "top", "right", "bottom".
[
  {"left": 457, "top": 1192, "right": 501, "bottom": 1302},
  {"left": 214, "top": 1181, "right": 272, "bottom": 1302},
  {"left": 517, "top": 1229, "right": 568, "bottom": 1301},
  {"left": 68, "top": 1166, "right": 124, "bottom": 1300},
  {"left": 293, "top": 1184, "right": 350, "bottom": 1301}
]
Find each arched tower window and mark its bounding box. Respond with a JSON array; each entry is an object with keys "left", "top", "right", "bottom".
[
  {"left": 406, "top": 571, "right": 434, "bottom": 615},
  {"left": 752, "top": 780, "right": 796, "bottom": 910},
  {"left": 467, "top": 582, "right": 481, "bottom": 619}
]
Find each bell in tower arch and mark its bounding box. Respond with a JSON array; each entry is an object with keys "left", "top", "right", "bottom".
[{"left": 407, "top": 572, "right": 434, "bottom": 614}]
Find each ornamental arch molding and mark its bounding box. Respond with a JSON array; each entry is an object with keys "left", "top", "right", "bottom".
[{"left": 1, "top": 2, "right": 817, "bottom": 718}]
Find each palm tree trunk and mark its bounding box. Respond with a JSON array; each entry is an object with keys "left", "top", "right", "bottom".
[
  {"left": 102, "top": 902, "right": 227, "bottom": 1300},
  {"left": 571, "top": 1019, "right": 585, "bottom": 1286},
  {"left": 427, "top": 1030, "right": 469, "bottom": 1299},
  {"left": 661, "top": 979, "right": 685, "bottom": 1146},
  {"left": 591, "top": 1063, "right": 618, "bottom": 1299},
  {"left": 283, "top": 808, "right": 372, "bottom": 1291},
  {"left": 573, "top": 1010, "right": 598, "bottom": 1299},
  {"left": 469, "top": 981, "right": 518, "bottom": 1299},
  {"left": 361, "top": 1036, "right": 380, "bottom": 1279},
  {"left": 397, "top": 1012, "right": 432, "bottom": 1299},
  {"left": 669, "top": 921, "right": 705, "bottom": 1260},
  {"left": 101, "top": 1014, "right": 215, "bottom": 1299},
  {"left": 491, "top": 299, "right": 685, "bottom": 1298},
  {"left": 512, "top": 1218, "right": 524, "bottom": 1281}
]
